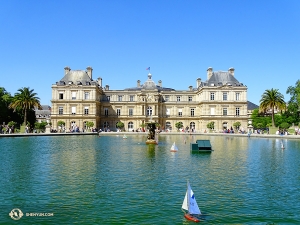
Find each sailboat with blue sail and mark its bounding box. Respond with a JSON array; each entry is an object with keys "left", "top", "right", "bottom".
[{"left": 182, "top": 180, "right": 202, "bottom": 222}]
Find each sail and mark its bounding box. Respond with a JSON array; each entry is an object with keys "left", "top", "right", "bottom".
[
  {"left": 181, "top": 181, "right": 201, "bottom": 215},
  {"left": 171, "top": 142, "right": 178, "bottom": 151}
]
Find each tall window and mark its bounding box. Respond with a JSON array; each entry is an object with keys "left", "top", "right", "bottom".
[
  {"left": 190, "top": 108, "right": 195, "bottom": 117},
  {"left": 223, "top": 92, "right": 227, "bottom": 101},
  {"left": 236, "top": 107, "right": 240, "bottom": 116},
  {"left": 129, "top": 95, "right": 134, "bottom": 101},
  {"left": 117, "top": 108, "right": 121, "bottom": 116},
  {"left": 178, "top": 109, "right": 182, "bottom": 117},
  {"left": 118, "top": 95, "right": 122, "bottom": 101},
  {"left": 59, "top": 92, "right": 64, "bottom": 99},
  {"left": 72, "top": 92, "right": 76, "bottom": 100},
  {"left": 84, "top": 92, "right": 89, "bottom": 100},
  {"left": 166, "top": 108, "right": 170, "bottom": 116},
  {"left": 104, "top": 121, "right": 109, "bottom": 128},
  {"left": 177, "top": 96, "right": 181, "bottom": 102},
  {"left": 210, "top": 93, "right": 215, "bottom": 100},
  {"left": 190, "top": 122, "right": 195, "bottom": 130},
  {"left": 147, "top": 106, "right": 152, "bottom": 116},
  {"left": 166, "top": 122, "right": 172, "bottom": 130},
  {"left": 129, "top": 108, "right": 133, "bottom": 116},
  {"left": 188, "top": 96, "right": 193, "bottom": 102},
  {"left": 84, "top": 107, "right": 89, "bottom": 115},
  {"left": 223, "top": 108, "right": 227, "bottom": 116},
  {"left": 71, "top": 106, "right": 76, "bottom": 115},
  {"left": 165, "top": 95, "right": 169, "bottom": 102},
  {"left": 59, "top": 106, "right": 63, "bottom": 115},
  {"left": 106, "top": 96, "right": 110, "bottom": 101},
  {"left": 235, "top": 92, "right": 240, "bottom": 101},
  {"left": 104, "top": 108, "right": 108, "bottom": 116}
]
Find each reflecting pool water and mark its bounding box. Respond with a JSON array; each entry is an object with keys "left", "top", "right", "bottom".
[{"left": 0, "top": 134, "right": 299, "bottom": 224}]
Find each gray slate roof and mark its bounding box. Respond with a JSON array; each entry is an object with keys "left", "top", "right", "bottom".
[
  {"left": 57, "top": 70, "right": 96, "bottom": 86},
  {"left": 247, "top": 101, "right": 259, "bottom": 110},
  {"left": 202, "top": 71, "right": 245, "bottom": 87}
]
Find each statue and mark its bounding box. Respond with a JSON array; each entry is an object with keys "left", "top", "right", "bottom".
[{"left": 146, "top": 122, "right": 157, "bottom": 144}]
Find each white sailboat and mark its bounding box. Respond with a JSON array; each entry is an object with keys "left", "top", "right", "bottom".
[
  {"left": 170, "top": 142, "right": 178, "bottom": 152},
  {"left": 182, "top": 181, "right": 201, "bottom": 222}
]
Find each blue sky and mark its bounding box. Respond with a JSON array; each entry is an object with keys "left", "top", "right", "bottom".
[{"left": 1, "top": 0, "right": 299, "bottom": 105}]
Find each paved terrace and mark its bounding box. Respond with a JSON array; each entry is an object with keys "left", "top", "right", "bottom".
[{"left": 1, "top": 131, "right": 300, "bottom": 139}]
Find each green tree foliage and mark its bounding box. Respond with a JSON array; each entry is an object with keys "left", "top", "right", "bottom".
[
  {"left": 207, "top": 121, "right": 215, "bottom": 130},
  {"left": 233, "top": 121, "right": 241, "bottom": 130},
  {"left": 57, "top": 120, "right": 65, "bottom": 127},
  {"left": 86, "top": 121, "right": 94, "bottom": 129},
  {"left": 250, "top": 109, "right": 271, "bottom": 129},
  {"left": 286, "top": 80, "right": 300, "bottom": 123},
  {"left": 34, "top": 121, "right": 48, "bottom": 131},
  {"left": 279, "top": 122, "right": 290, "bottom": 129},
  {"left": 116, "top": 121, "right": 124, "bottom": 130},
  {"left": 259, "top": 88, "right": 285, "bottom": 127},
  {"left": 0, "top": 88, "right": 13, "bottom": 124},
  {"left": 175, "top": 122, "right": 183, "bottom": 131},
  {"left": 9, "top": 87, "right": 42, "bottom": 126}
]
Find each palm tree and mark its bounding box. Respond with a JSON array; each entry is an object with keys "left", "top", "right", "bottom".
[
  {"left": 259, "top": 88, "right": 285, "bottom": 127},
  {"left": 9, "top": 87, "right": 42, "bottom": 126}
]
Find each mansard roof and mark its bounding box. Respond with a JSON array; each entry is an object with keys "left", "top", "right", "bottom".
[
  {"left": 201, "top": 70, "right": 245, "bottom": 87},
  {"left": 57, "top": 70, "right": 91, "bottom": 85}
]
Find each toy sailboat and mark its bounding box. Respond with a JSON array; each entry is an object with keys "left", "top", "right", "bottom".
[
  {"left": 182, "top": 181, "right": 202, "bottom": 222},
  {"left": 170, "top": 142, "right": 178, "bottom": 152}
]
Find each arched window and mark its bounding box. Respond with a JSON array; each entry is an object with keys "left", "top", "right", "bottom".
[
  {"left": 166, "top": 122, "right": 172, "bottom": 131},
  {"left": 190, "top": 122, "right": 195, "bottom": 130},
  {"left": 223, "top": 122, "right": 228, "bottom": 130},
  {"left": 71, "top": 121, "right": 76, "bottom": 128},
  {"left": 103, "top": 122, "right": 110, "bottom": 132},
  {"left": 147, "top": 106, "right": 152, "bottom": 116},
  {"left": 128, "top": 122, "right": 134, "bottom": 131}
]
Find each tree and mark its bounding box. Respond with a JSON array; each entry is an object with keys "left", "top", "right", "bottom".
[
  {"left": 207, "top": 121, "right": 215, "bottom": 130},
  {"left": 86, "top": 121, "right": 94, "bottom": 130},
  {"left": 0, "top": 87, "right": 13, "bottom": 124},
  {"left": 286, "top": 80, "right": 300, "bottom": 123},
  {"left": 233, "top": 121, "right": 241, "bottom": 131},
  {"left": 57, "top": 120, "right": 65, "bottom": 127},
  {"left": 259, "top": 88, "right": 285, "bottom": 127},
  {"left": 116, "top": 121, "right": 124, "bottom": 131},
  {"left": 9, "top": 87, "right": 42, "bottom": 126},
  {"left": 175, "top": 122, "right": 183, "bottom": 131}
]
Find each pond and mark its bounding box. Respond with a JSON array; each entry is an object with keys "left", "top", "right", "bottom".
[{"left": 0, "top": 134, "right": 299, "bottom": 224}]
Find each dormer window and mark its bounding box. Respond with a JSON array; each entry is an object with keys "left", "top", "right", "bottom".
[
  {"left": 77, "top": 81, "right": 82, "bottom": 85},
  {"left": 68, "top": 81, "right": 73, "bottom": 85}
]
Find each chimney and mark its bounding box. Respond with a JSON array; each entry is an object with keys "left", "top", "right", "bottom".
[
  {"left": 105, "top": 84, "right": 109, "bottom": 90},
  {"left": 97, "top": 77, "right": 102, "bottom": 87},
  {"left": 228, "top": 67, "right": 235, "bottom": 76},
  {"left": 86, "top": 66, "right": 93, "bottom": 79},
  {"left": 137, "top": 80, "right": 141, "bottom": 88},
  {"left": 158, "top": 80, "right": 162, "bottom": 87},
  {"left": 64, "top": 66, "right": 71, "bottom": 75},
  {"left": 207, "top": 67, "right": 213, "bottom": 80},
  {"left": 189, "top": 85, "right": 193, "bottom": 91},
  {"left": 196, "top": 78, "right": 201, "bottom": 88}
]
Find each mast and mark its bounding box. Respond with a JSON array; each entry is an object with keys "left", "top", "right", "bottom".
[{"left": 187, "top": 180, "right": 189, "bottom": 214}]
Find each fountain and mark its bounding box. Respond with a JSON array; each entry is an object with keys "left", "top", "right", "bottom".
[{"left": 145, "top": 115, "right": 157, "bottom": 145}]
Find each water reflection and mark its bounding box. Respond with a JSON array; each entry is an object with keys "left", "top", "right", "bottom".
[{"left": 0, "top": 135, "right": 299, "bottom": 224}]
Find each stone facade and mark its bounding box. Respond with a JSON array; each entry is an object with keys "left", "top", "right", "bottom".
[{"left": 51, "top": 66, "right": 249, "bottom": 132}]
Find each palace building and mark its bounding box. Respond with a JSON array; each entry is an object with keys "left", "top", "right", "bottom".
[{"left": 51, "top": 66, "right": 251, "bottom": 132}]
